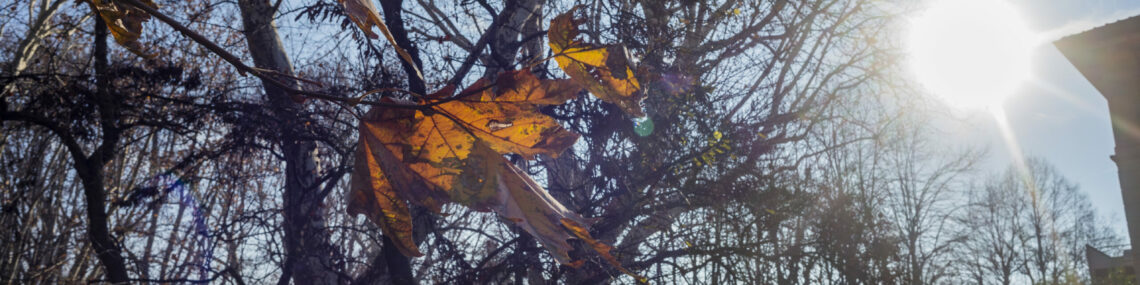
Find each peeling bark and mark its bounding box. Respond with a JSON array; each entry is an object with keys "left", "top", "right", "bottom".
[{"left": 236, "top": 0, "right": 342, "bottom": 284}]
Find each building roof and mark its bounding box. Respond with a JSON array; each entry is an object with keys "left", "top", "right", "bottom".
[
  {"left": 1056, "top": 15, "right": 1140, "bottom": 46},
  {"left": 1088, "top": 245, "right": 1133, "bottom": 270},
  {"left": 1053, "top": 15, "right": 1140, "bottom": 101}
]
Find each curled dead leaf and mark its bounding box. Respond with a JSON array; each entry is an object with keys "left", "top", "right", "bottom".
[
  {"left": 86, "top": 0, "right": 157, "bottom": 58},
  {"left": 336, "top": 0, "right": 423, "bottom": 80}
]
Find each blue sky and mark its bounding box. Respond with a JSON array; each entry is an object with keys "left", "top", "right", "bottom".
[{"left": 945, "top": 0, "right": 1140, "bottom": 238}]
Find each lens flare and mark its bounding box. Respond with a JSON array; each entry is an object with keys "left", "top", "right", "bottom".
[{"left": 149, "top": 174, "right": 212, "bottom": 281}]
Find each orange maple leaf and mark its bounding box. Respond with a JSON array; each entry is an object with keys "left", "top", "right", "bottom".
[
  {"left": 348, "top": 70, "right": 579, "bottom": 252},
  {"left": 348, "top": 70, "right": 643, "bottom": 280}
]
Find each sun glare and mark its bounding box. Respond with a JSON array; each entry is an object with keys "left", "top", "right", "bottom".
[{"left": 908, "top": 0, "right": 1038, "bottom": 110}]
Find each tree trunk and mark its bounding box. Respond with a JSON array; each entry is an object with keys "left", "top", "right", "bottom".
[
  {"left": 1, "top": 0, "right": 65, "bottom": 94},
  {"left": 236, "top": 1, "right": 341, "bottom": 284},
  {"left": 485, "top": 0, "right": 542, "bottom": 76},
  {"left": 75, "top": 157, "right": 130, "bottom": 284},
  {"left": 76, "top": 17, "right": 131, "bottom": 284}
]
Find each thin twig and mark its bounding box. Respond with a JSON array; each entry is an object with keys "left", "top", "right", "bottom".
[{"left": 445, "top": 0, "right": 516, "bottom": 87}]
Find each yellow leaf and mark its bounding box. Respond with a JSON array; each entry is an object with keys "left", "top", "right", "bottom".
[
  {"left": 549, "top": 6, "right": 646, "bottom": 117},
  {"left": 430, "top": 72, "right": 581, "bottom": 159}
]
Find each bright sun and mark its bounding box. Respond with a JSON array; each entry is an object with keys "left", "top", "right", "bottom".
[{"left": 908, "top": 0, "right": 1038, "bottom": 110}]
